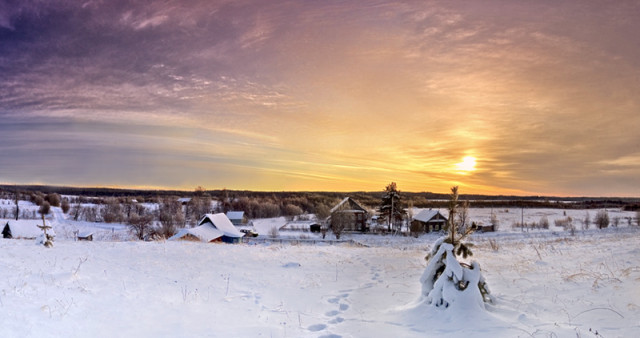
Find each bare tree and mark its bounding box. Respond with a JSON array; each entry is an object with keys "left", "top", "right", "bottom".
[
  {"left": 583, "top": 211, "right": 591, "bottom": 230},
  {"left": 128, "top": 211, "right": 154, "bottom": 240},
  {"left": 456, "top": 200, "right": 470, "bottom": 232},
  {"left": 38, "top": 201, "right": 50, "bottom": 226},
  {"left": 14, "top": 190, "right": 19, "bottom": 220},
  {"left": 331, "top": 211, "right": 349, "bottom": 240},
  {"left": 314, "top": 203, "right": 331, "bottom": 221},
  {"left": 189, "top": 187, "right": 212, "bottom": 225},
  {"left": 156, "top": 197, "right": 183, "bottom": 238},
  {"left": 101, "top": 198, "right": 124, "bottom": 223}
]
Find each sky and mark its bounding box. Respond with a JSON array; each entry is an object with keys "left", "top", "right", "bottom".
[{"left": 1, "top": 0, "right": 639, "bottom": 196}]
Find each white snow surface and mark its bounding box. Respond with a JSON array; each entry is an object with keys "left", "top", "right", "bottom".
[
  {"left": 1, "top": 226, "right": 639, "bottom": 337},
  {"left": 251, "top": 216, "right": 288, "bottom": 236},
  {"left": 2, "top": 219, "right": 55, "bottom": 239}
]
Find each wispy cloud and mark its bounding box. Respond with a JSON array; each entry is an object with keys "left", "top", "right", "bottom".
[{"left": 1, "top": 0, "right": 639, "bottom": 195}]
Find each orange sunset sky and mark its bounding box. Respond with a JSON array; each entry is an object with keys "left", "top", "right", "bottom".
[{"left": 1, "top": 1, "right": 639, "bottom": 196}]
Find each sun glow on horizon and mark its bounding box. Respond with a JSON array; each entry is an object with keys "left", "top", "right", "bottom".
[{"left": 456, "top": 156, "right": 477, "bottom": 172}]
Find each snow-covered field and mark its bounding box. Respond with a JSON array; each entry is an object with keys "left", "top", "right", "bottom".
[{"left": 2, "top": 220, "right": 639, "bottom": 337}]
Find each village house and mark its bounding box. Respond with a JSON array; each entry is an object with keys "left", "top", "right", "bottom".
[
  {"left": 169, "top": 213, "right": 244, "bottom": 243},
  {"left": 328, "top": 197, "right": 369, "bottom": 232},
  {"left": 411, "top": 209, "right": 448, "bottom": 233},
  {"left": 226, "top": 211, "right": 246, "bottom": 225}
]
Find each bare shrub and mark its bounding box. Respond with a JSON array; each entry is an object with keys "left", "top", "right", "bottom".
[
  {"left": 45, "top": 193, "right": 61, "bottom": 207},
  {"left": 595, "top": 210, "right": 609, "bottom": 229},
  {"left": 101, "top": 198, "right": 124, "bottom": 223},
  {"left": 488, "top": 238, "right": 499, "bottom": 251},
  {"left": 539, "top": 216, "right": 549, "bottom": 229},
  {"left": 268, "top": 226, "right": 280, "bottom": 238},
  {"left": 61, "top": 199, "right": 70, "bottom": 213}
]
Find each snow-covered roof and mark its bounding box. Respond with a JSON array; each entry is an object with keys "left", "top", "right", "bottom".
[
  {"left": 2, "top": 219, "right": 55, "bottom": 239},
  {"left": 251, "top": 217, "right": 288, "bottom": 236},
  {"left": 198, "top": 213, "right": 244, "bottom": 238},
  {"left": 169, "top": 223, "right": 224, "bottom": 242},
  {"left": 413, "top": 209, "right": 447, "bottom": 223},
  {"left": 330, "top": 197, "right": 367, "bottom": 214},
  {"left": 226, "top": 211, "right": 245, "bottom": 220},
  {"left": 177, "top": 197, "right": 192, "bottom": 203}
]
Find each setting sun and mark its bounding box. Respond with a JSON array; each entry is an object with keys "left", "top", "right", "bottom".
[{"left": 456, "top": 156, "right": 477, "bottom": 172}]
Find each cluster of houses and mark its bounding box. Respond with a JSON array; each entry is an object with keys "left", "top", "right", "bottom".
[
  {"left": 2, "top": 196, "right": 494, "bottom": 244},
  {"left": 169, "top": 197, "right": 463, "bottom": 244}
]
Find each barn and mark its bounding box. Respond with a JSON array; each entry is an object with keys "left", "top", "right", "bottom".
[
  {"left": 411, "top": 209, "right": 448, "bottom": 233},
  {"left": 2, "top": 219, "right": 55, "bottom": 239},
  {"left": 169, "top": 213, "right": 244, "bottom": 243}
]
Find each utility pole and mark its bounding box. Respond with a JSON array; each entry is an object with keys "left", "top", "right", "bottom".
[{"left": 389, "top": 194, "right": 394, "bottom": 232}]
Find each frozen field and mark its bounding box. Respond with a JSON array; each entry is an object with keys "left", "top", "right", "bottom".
[{"left": 1, "top": 225, "right": 639, "bottom": 337}]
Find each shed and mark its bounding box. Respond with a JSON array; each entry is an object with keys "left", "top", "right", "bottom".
[
  {"left": 169, "top": 213, "right": 244, "bottom": 243},
  {"left": 411, "top": 209, "right": 448, "bottom": 233},
  {"left": 2, "top": 219, "right": 55, "bottom": 239},
  {"left": 77, "top": 231, "right": 94, "bottom": 241}
]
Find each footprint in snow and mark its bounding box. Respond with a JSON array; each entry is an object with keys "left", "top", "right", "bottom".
[
  {"left": 308, "top": 324, "right": 327, "bottom": 332},
  {"left": 327, "top": 297, "right": 340, "bottom": 304},
  {"left": 319, "top": 334, "right": 342, "bottom": 338},
  {"left": 325, "top": 310, "right": 340, "bottom": 317},
  {"left": 339, "top": 303, "right": 349, "bottom": 311},
  {"left": 328, "top": 317, "right": 344, "bottom": 324}
]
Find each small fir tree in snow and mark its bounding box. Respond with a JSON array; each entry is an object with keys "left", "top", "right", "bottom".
[
  {"left": 419, "top": 186, "right": 492, "bottom": 311},
  {"left": 37, "top": 201, "right": 53, "bottom": 247}
]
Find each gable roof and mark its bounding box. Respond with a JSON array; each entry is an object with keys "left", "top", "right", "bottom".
[
  {"left": 413, "top": 209, "right": 447, "bottom": 223},
  {"left": 198, "top": 213, "right": 244, "bottom": 238},
  {"left": 2, "top": 219, "right": 55, "bottom": 239},
  {"left": 226, "top": 211, "right": 245, "bottom": 220},
  {"left": 330, "top": 197, "right": 367, "bottom": 214}
]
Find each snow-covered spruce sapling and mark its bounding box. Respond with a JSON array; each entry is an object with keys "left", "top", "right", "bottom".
[
  {"left": 419, "top": 186, "right": 492, "bottom": 310},
  {"left": 37, "top": 201, "right": 54, "bottom": 247}
]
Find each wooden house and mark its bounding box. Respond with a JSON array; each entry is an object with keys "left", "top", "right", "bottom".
[
  {"left": 328, "top": 197, "right": 369, "bottom": 232},
  {"left": 411, "top": 209, "right": 448, "bottom": 233},
  {"left": 169, "top": 213, "right": 244, "bottom": 244},
  {"left": 226, "top": 211, "right": 246, "bottom": 225}
]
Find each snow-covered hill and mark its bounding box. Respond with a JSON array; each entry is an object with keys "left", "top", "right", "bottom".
[{"left": 1, "top": 227, "right": 639, "bottom": 337}]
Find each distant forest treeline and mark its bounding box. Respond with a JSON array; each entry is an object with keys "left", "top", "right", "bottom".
[{"left": 2, "top": 184, "right": 639, "bottom": 211}]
